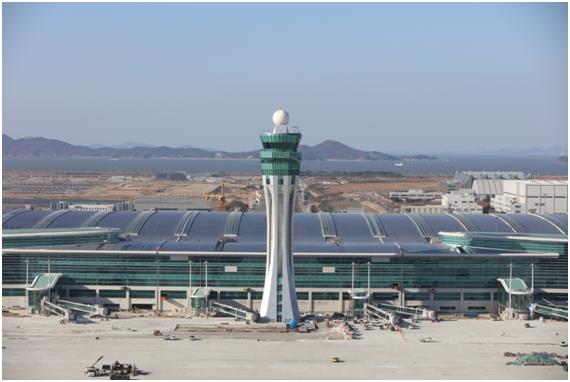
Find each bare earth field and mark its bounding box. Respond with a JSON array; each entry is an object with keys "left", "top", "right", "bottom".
[{"left": 2, "top": 316, "right": 567, "bottom": 380}]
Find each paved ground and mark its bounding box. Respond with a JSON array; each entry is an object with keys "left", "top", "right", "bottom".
[{"left": 2, "top": 315, "right": 568, "bottom": 379}]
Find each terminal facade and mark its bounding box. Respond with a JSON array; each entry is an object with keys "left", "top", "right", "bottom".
[{"left": 2, "top": 209, "right": 567, "bottom": 315}]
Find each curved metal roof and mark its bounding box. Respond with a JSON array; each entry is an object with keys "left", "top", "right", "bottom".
[{"left": 2, "top": 210, "right": 567, "bottom": 253}]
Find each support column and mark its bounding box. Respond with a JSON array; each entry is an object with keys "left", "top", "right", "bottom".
[
  {"left": 308, "top": 291, "right": 313, "bottom": 313},
  {"left": 339, "top": 291, "right": 343, "bottom": 313},
  {"left": 125, "top": 289, "right": 131, "bottom": 311}
]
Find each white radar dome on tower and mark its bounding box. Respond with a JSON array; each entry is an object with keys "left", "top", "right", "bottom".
[{"left": 272, "top": 109, "right": 289, "bottom": 126}]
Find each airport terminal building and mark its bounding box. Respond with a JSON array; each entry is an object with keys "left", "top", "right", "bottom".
[{"left": 2, "top": 209, "right": 567, "bottom": 315}]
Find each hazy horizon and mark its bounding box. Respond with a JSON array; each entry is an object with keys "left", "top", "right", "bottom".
[{"left": 3, "top": 3, "right": 568, "bottom": 153}]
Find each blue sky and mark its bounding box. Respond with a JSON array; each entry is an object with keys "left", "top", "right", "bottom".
[{"left": 3, "top": 3, "right": 567, "bottom": 153}]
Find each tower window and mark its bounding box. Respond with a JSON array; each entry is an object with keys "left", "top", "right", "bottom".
[
  {"left": 278, "top": 178, "right": 284, "bottom": 185},
  {"left": 266, "top": 178, "right": 270, "bottom": 185}
]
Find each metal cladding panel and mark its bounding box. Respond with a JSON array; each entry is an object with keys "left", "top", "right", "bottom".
[
  {"left": 292, "top": 214, "right": 324, "bottom": 243},
  {"left": 47, "top": 211, "right": 96, "bottom": 229},
  {"left": 234, "top": 213, "right": 266, "bottom": 243},
  {"left": 505, "top": 214, "right": 562, "bottom": 234},
  {"left": 221, "top": 242, "right": 266, "bottom": 253},
  {"left": 137, "top": 211, "right": 185, "bottom": 241},
  {"left": 333, "top": 214, "right": 380, "bottom": 243},
  {"left": 293, "top": 242, "right": 399, "bottom": 254},
  {"left": 376, "top": 214, "right": 425, "bottom": 243},
  {"left": 420, "top": 214, "right": 465, "bottom": 235},
  {"left": 118, "top": 242, "right": 165, "bottom": 251},
  {"left": 2, "top": 210, "right": 51, "bottom": 229},
  {"left": 96, "top": 212, "right": 139, "bottom": 232},
  {"left": 182, "top": 212, "right": 227, "bottom": 242},
  {"left": 155, "top": 241, "right": 222, "bottom": 252},
  {"left": 459, "top": 214, "right": 513, "bottom": 232}
]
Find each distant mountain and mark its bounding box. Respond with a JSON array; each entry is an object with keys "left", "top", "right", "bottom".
[
  {"left": 299, "top": 140, "right": 399, "bottom": 161},
  {"left": 89, "top": 142, "right": 159, "bottom": 149},
  {"left": 2, "top": 134, "right": 435, "bottom": 161}
]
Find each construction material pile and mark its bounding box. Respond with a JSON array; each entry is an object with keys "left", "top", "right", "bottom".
[{"left": 505, "top": 352, "right": 561, "bottom": 366}]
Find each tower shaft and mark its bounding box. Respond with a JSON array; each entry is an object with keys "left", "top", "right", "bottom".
[{"left": 259, "top": 131, "right": 302, "bottom": 322}]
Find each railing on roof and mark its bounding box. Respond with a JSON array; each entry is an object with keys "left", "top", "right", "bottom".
[
  {"left": 319, "top": 212, "right": 338, "bottom": 239},
  {"left": 362, "top": 214, "right": 386, "bottom": 242},
  {"left": 447, "top": 213, "right": 480, "bottom": 231},
  {"left": 224, "top": 211, "right": 244, "bottom": 239},
  {"left": 492, "top": 214, "right": 526, "bottom": 233},
  {"left": 33, "top": 210, "right": 70, "bottom": 229},
  {"left": 125, "top": 210, "right": 156, "bottom": 236},
  {"left": 406, "top": 214, "right": 435, "bottom": 239},
  {"left": 534, "top": 214, "right": 567, "bottom": 235},
  {"left": 81, "top": 211, "right": 114, "bottom": 228},
  {"left": 175, "top": 211, "right": 200, "bottom": 241}
]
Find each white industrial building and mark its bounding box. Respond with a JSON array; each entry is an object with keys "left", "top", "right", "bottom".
[
  {"left": 50, "top": 201, "right": 117, "bottom": 211},
  {"left": 441, "top": 189, "right": 483, "bottom": 213},
  {"left": 389, "top": 189, "right": 442, "bottom": 202},
  {"left": 492, "top": 180, "right": 568, "bottom": 214},
  {"left": 400, "top": 204, "right": 444, "bottom": 214}
]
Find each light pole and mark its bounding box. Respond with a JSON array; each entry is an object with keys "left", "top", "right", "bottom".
[
  {"left": 187, "top": 260, "right": 192, "bottom": 318},
  {"left": 47, "top": 259, "right": 51, "bottom": 303},
  {"left": 204, "top": 260, "right": 208, "bottom": 317},
  {"left": 367, "top": 261, "right": 371, "bottom": 302},
  {"left": 351, "top": 261, "right": 355, "bottom": 316},
  {"left": 530, "top": 262, "right": 535, "bottom": 303},
  {"left": 508, "top": 262, "right": 513, "bottom": 318},
  {"left": 25, "top": 259, "right": 29, "bottom": 315}
]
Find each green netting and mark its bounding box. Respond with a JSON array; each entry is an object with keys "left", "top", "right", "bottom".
[{"left": 509, "top": 352, "right": 560, "bottom": 366}]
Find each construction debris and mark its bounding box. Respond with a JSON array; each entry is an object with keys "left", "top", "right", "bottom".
[
  {"left": 84, "top": 358, "right": 148, "bottom": 379},
  {"left": 175, "top": 323, "right": 288, "bottom": 333}
]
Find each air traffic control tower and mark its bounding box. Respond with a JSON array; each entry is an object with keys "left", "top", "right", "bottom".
[{"left": 259, "top": 109, "right": 302, "bottom": 322}]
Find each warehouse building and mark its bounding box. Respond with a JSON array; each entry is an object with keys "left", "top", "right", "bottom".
[
  {"left": 2, "top": 210, "right": 567, "bottom": 315},
  {"left": 446, "top": 171, "right": 528, "bottom": 192},
  {"left": 492, "top": 180, "right": 568, "bottom": 214}
]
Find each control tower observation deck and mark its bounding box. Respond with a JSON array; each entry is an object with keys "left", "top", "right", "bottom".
[{"left": 259, "top": 109, "right": 302, "bottom": 322}]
